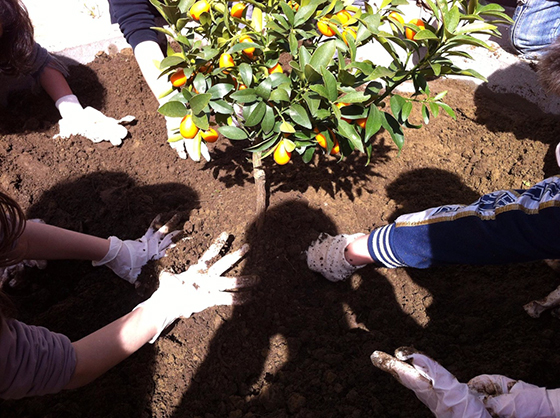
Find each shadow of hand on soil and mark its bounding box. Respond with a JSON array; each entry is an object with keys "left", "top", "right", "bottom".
[
  {"left": 472, "top": 64, "right": 560, "bottom": 177},
  {"left": 0, "top": 171, "right": 199, "bottom": 417},
  {"left": 203, "top": 137, "right": 395, "bottom": 202},
  {"left": 0, "top": 55, "right": 107, "bottom": 135}
]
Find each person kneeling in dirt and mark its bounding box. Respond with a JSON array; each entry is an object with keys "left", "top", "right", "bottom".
[
  {"left": 0, "top": 190, "right": 248, "bottom": 399},
  {"left": 0, "top": 0, "right": 134, "bottom": 145}
]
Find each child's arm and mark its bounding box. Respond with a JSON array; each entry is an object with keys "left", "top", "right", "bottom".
[
  {"left": 5, "top": 216, "right": 181, "bottom": 284},
  {"left": 38, "top": 66, "right": 73, "bottom": 103}
]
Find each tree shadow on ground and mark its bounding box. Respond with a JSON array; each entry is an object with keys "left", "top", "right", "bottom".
[
  {"left": 0, "top": 171, "right": 198, "bottom": 418},
  {"left": 203, "top": 135, "right": 395, "bottom": 202}
]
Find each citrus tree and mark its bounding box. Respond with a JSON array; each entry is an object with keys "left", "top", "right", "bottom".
[{"left": 151, "top": 0, "right": 511, "bottom": 227}]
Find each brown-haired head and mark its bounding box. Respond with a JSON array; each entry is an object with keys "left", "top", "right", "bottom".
[
  {"left": 538, "top": 36, "right": 560, "bottom": 97},
  {"left": 0, "top": 0, "right": 36, "bottom": 75},
  {"left": 0, "top": 190, "right": 26, "bottom": 267}
]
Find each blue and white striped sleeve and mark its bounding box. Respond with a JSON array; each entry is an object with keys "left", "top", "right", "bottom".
[{"left": 368, "top": 176, "right": 560, "bottom": 269}]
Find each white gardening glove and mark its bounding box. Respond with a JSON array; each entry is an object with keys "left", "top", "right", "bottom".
[
  {"left": 92, "top": 215, "right": 182, "bottom": 284},
  {"left": 164, "top": 115, "right": 210, "bottom": 162},
  {"left": 306, "top": 233, "right": 366, "bottom": 282},
  {"left": 0, "top": 219, "right": 47, "bottom": 288},
  {"left": 468, "top": 374, "right": 560, "bottom": 418},
  {"left": 54, "top": 94, "right": 135, "bottom": 146},
  {"left": 371, "top": 347, "right": 491, "bottom": 418},
  {"left": 134, "top": 232, "right": 251, "bottom": 342}
]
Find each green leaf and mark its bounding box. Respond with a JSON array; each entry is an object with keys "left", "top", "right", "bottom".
[
  {"left": 280, "top": 121, "right": 296, "bottom": 133},
  {"left": 270, "top": 88, "right": 291, "bottom": 102},
  {"left": 219, "top": 125, "right": 248, "bottom": 140},
  {"left": 207, "top": 83, "right": 234, "bottom": 100},
  {"left": 288, "top": 103, "right": 311, "bottom": 129},
  {"left": 245, "top": 101, "right": 267, "bottom": 127},
  {"left": 437, "top": 102, "right": 457, "bottom": 119},
  {"left": 255, "top": 77, "right": 273, "bottom": 101},
  {"left": 382, "top": 112, "right": 405, "bottom": 150},
  {"left": 337, "top": 119, "right": 364, "bottom": 153},
  {"left": 444, "top": 5, "right": 460, "bottom": 33},
  {"left": 192, "top": 112, "right": 209, "bottom": 131},
  {"left": 193, "top": 72, "right": 207, "bottom": 94},
  {"left": 289, "top": 31, "right": 298, "bottom": 56},
  {"left": 321, "top": 67, "right": 338, "bottom": 102},
  {"left": 309, "top": 41, "right": 336, "bottom": 71},
  {"left": 421, "top": 104, "right": 430, "bottom": 124},
  {"left": 430, "top": 62, "right": 442, "bottom": 76},
  {"left": 252, "top": 6, "right": 263, "bottom": 32},
  {"left": 454, "top": 22, "right": 497, "bottom": 35},
  {"left": 429, "top": 101, "right": 440, "bottom": 117},
  {"left": 238, "top": 63, "right": 253, "bottom": 87},
  {"left": 230, "top": 89, "right": 258, "bottom": 103},
  {"left": 262, "top": 105, "right": 276, "bottom": 133},
  {"left": 294, "top": 1, "right": 318, "bottom": 26},
  {"left": 190, "top": 93, "right": 212, "bottom": 114},
  {"left": 302, "top": 147, "right": 315, "bottom": 163},
  {"left": 413, "top": 29, "right": 439, "bottom": 40},
  {"left": 303, "top": 92, "right": 321, "bottom": 117},
  {"left": 209, "top": 100, "right": 234, "bottom": 114},
  {"left": 364, "top": 105, "right": 383, "bottom": 141},
  {"left": 390, "top": 95, "right": 406, "bottom": 120},
  {"left": 160, "top": 55, "right": 186, "bottom": 69},
  {"left": 158, "top": 101, "right": 188, "bottom": 118}
]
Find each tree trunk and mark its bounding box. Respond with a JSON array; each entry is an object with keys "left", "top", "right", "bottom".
[{"left": 252, "top": 151, "right": 266, "bottom": 233}]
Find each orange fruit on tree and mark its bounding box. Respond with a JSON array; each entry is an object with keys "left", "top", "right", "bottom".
[
  {"left": 238, "top": 83, "right": 247, "bottom": 90},
  {"left": 317, "top": 17, "right": 335, "bottom": 37},
  {"left": 179, "top": 115, "right": 199, "bottom": 139},
  {"left": 336, "top": 10, "right": 352, "bottom": 25},
  {"left": 273, "top": 140, "right": 292, "bottom": 165},
  {"left": 406, "top": 18, "right": 425, "bottom": 40},
  {"left": 388, "top": 11, "right": 404, "bottom": 25},
  {"left": 342, "top": 28, "right": 356, "bottom": 45},
  {"left": 268, "top": 63, "right": 283, "bottom": 74},
  {"left": 314, "top": 128, "right": 328, "bottom": 149},
  {"left": 356, "top": 118, "right": 367, "bottom": 129},
  {"left": 330, "top": 138, "right": 340, "bottom": 155},
  {"left": 239, "top": 35, "right": 255, "bottom": 57},
  {"left": 230, "top": 2, "right": 245, "bottom": 18},
  {"left": 170, "top": 69, "right": 187, "bottom": 87},
  {"left": 219, "top": 53, "right": 235, "bottom": 73},
  {"left": 289, "top": 0, "right": 299, "bottom": 11},
  {"left": 201, "top": 127, "right": 219, "bottom": 143},
  {"left": 190, "top": 0, "right": 210, "bottom": 20}
]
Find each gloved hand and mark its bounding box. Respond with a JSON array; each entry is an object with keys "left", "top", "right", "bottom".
[
  {"left": 468, "top": 374, "right": 560, "bottom": 418},
  {"left": 371, "top": 347, "right": 491, "bottom": 418},
  {"left": 0, "top": 219, "right": 47, "bottom": 288},
  {"left": 306, "top": 232, "right": 366, "bottom": 281},
  {"left": 164, "top": 115, "right": 210, "bottom": 162},
  {"left": 92, "top": 215, "right": 183, "bottom": 284},
  {"left": 135, "top": 232, "right": 251, "bottom": 342},
  {"left": 54, "top": 94, "right": 135, "bottom": 146}
]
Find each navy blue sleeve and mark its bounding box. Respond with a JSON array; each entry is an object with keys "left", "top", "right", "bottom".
[
  {"left": 368, "top": 177, "right": 560, "bottom": 268},
  {"left": 108, "top": 0, "right": 161, "bottom": 50}
]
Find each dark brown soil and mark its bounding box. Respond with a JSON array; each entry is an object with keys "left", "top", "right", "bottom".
[{"left": 2, "top": 48, "right": 560, "bottom": 418}]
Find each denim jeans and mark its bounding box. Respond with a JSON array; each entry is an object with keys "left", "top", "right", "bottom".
[{"left": 511, "top": 0, "right": 560, "bottom": 60}]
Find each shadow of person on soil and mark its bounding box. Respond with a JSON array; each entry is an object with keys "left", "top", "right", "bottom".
[
  {"left": 168, "top": 168, "right": 560, "bottom": 417},
  {"left": 166, "top": 199, "right": 433, "bottom": 417},
  {"left": 382, "top": 168, "right": 560, "bottom": 390},
  {"left": 203, "top": 137, "right": 395, "bottom": 202},
  {"left": 471, "top": 65, "right": 560, "bottom": 177},
  {"left": 0, "top": 55, "right": 107, "bottom": 135},
  {"left": 0, "top": 171, "right": 199, "bottom": 418}
]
